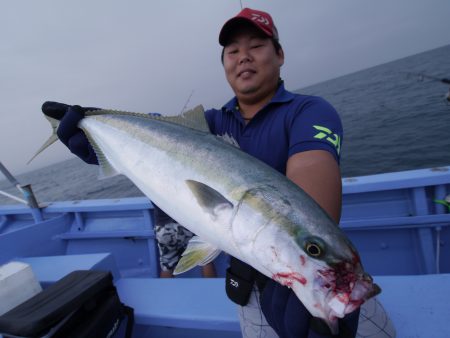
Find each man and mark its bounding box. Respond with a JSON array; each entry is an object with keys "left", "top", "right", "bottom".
[
  {"left": 43, "top": 8, "right": 361, "bottom": 338},
  {"left": 207, "top": 8, "right": 356, "bottom": 338}
]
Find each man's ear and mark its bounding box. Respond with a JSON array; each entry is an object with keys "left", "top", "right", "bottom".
[{"left": 278, "top": 48, "right": 285, "bottom": 67}]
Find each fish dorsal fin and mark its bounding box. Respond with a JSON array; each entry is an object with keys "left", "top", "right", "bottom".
[
  {"left": 173, "top": 236, "right": 221, "bottom": 275},
  {"left": 186, "top": 180, "right": 233, "bottom": 219},
  {"left": 86, "top": 105, "right": 209, "bottom": 132},
  {"left": 30, "top": 105, "right": 208, "bottom": 164},
  {"left": 163, "top": 105, "right": 209, "bottom": 132}
]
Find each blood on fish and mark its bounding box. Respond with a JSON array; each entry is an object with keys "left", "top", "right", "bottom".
[
  {"left": 336, "top": 293, "right": 349, "bottom": 304},
  {"left": 318, "top": 264, "right": 358, "bottom": 294},
  {"left": 300, "top": 255, "right": 306, "bottom": 266},
  {"left": 273, "top": 272, "right": 307, "bottom": 286}
]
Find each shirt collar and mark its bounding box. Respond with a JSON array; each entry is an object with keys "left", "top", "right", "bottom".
[{"left": 222, "top": 82, "right": 295, "bottom": 112}]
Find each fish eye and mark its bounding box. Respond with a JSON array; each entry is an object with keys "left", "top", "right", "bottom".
[
  {"left": 303, "top": 237, "right": 325, "bottom": 258},
  {"left": 306, "top": 243, "right": 321, "bottom": 256}
]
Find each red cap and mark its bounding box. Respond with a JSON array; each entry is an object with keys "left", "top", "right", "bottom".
[{"left": 219, "top": 8, "right": 279, "bottom": 46}]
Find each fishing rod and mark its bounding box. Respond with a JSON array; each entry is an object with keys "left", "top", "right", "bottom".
[
  {"left": 416, "top": 73, "right": 450, "bottom": 85},
  {"left": 180, "top": 90, "right": 195, "bottom": 115},
  {"left": 404, "top": 72, "right": 450, "bottom": 103},
  {"left": 404, "top": 71, "right": 450, "bottom": 85},
  {"left": 0, "top": 161, "right": 43, "bottom": 222}
]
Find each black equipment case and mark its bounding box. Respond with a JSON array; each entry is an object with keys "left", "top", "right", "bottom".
[{"left": 0, "top": 270, "right": 134, "bottom": 338}]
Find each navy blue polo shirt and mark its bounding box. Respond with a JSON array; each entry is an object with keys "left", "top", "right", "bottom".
[{"left": 204, "top": 83, "right": 343, "bottom": 175}]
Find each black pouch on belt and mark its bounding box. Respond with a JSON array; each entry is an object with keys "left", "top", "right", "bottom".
[{"left": 225, "top": 257, "right": 256, "bottom": 306}]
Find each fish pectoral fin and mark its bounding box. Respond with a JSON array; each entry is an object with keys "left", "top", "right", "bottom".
[
  {"left": 186, "top": 180, "right": 233, "bottom": 218},
  {"left": 173, "top": 236, "right": 221, "bottom": 275}
]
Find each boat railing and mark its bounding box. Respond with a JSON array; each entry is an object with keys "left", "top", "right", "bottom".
[
  {"left": 1, "top": 166, "right": 449, "bottom": 277},
  {"left": 0, "top": 161, "right": 43, "bottom": 223},
  {"left": 341, "top": 166, "right": 450, "bottom": 275}
]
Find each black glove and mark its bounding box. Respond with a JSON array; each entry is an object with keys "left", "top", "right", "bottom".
[
  {"left": 41, "top": 101, "right": 99, "bottom": 165},
  {"left": 260, "top": 279, "right": 360, "bottom": 338}
]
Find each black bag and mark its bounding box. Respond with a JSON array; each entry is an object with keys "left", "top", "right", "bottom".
[
  {"left": 0, "top": 270, "right": 134, "bottom": 338},
  {"left": 226, "top": 266, "right": 254, "bottom": 306},
  {"left": 225, "top": 257, "right": 268, "bottom": 306}
]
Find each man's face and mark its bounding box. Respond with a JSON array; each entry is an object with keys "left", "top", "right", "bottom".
[{"left": 222, "top": 25, "right": 284, "bottom": 103}]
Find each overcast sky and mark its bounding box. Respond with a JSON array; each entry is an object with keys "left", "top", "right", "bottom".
[{"left": 1, "top": 0, "right": 450, "bottom": 176}]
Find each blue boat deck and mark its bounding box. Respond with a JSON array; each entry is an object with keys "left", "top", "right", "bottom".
[{"left": 5, "top": 252, "right": 450, "bottom": 338}]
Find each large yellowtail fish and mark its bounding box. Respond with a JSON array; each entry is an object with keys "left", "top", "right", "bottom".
[{"left": 33, "top": 104, "right": 380, "bottom": 333}]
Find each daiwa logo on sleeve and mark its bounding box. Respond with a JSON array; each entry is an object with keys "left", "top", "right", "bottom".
[{"left": 313, "top": 125, "right": 341, "bottom": 154}]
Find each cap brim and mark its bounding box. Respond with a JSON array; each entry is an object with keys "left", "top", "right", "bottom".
[{"left": 219, "top": 17, "right": 272, "bottom": 46}]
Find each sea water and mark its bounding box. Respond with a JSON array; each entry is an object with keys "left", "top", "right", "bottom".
[
  {"left": 1, "top": 45, "right": 449, "bottom": 205},
  {"left": 299, "top": 44, "right": 450, "bottom": 177}
]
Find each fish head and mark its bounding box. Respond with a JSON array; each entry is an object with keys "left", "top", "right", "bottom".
[
  {"left": 253, "top": 217, "right": 380, "bottom": 334},
  {"left": 295, "top": 234, "right": 381, "bottom": 333},
  {"left": 232, "top": 185, "right": 380, "bottom": 334}
]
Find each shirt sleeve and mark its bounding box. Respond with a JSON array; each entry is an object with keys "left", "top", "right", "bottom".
[{"left": 288, "top": 96, "right": 343, "bottom": 163}]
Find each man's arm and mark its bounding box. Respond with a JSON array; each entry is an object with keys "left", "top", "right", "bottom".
[
  {"left": 286, "top": 149, "right": 342, "bottom": 223},
  {"left": 262, "top": 150, "right": 360, "bottom": 337}
]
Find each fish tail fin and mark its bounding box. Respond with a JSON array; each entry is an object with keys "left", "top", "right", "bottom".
[{"left": 27, "top": 115, "right": 60, "bottom": 164}]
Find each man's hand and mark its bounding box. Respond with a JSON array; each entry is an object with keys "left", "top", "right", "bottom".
[
  {"left": 260, "top": 279, "right": 360, "bottom": 338},
  {"left": 41, "top": 101, "right": 99, "bottom": 164},
  {"left": 260, "top": 279, "right": 311, "bottom": 337}
]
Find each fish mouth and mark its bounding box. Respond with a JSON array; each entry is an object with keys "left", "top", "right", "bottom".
[
  {"left": 326, "top": 276, "right": 381, "bottom": 316},
  {"left": 316, "top": 264, "right": 381, "bottom": 331},
  {"left": 278, "top": 262, "right": 380, "bottom": 335}
]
